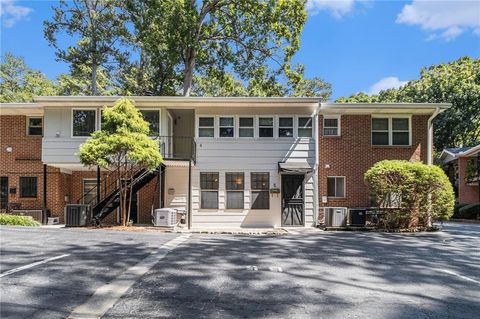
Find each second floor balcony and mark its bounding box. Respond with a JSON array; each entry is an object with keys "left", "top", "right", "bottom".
[{"left": 156, "top": 136, "right": 196, "bottom": 162}]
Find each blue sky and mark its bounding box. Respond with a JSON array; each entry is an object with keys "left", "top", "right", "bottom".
[{"left": 1, "top": 0, "right": 479, "bottom": 100}]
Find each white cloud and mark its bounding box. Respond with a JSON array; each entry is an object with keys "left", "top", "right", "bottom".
[
  {"left": 396, "top": 0, "right": 480, "bottom": 41},
  {"left": 368, "top": 77, "right": 408, "bottom": 95},
  {"left": 0, "top": 0, "right": 33, "bottom": 28},
  {"left": 307, "top": 0, "right": 359, "bottom": 18}
]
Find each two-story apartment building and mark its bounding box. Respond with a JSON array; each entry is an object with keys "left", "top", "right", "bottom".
[{"left": 0, "top": 97, "right": 449, "bottom": 228}]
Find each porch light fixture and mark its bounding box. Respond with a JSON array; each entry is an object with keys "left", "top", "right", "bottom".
[
  {"left": 5, "top": 146, "right": 12, "bottom": 153},
  {"left": 324, "top": 164, "right": 330, "bottom": 169}
]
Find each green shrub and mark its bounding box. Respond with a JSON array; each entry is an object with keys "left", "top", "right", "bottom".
[
  {"left": 365, "top": 160, "right": 455, "bottom": 229},
  {"left": 458, "top": 203, "right": 480, "bottom": 219},
  {"left": 0, "top": 214, "right": 41, "bottom": 226},
  {"left": 453, "top": 203, "right": 469, "bottom": 218}
]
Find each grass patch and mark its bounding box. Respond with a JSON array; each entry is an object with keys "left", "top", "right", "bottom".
[{"left": 0, "top": 214, "right": 41, "bottom": 226}]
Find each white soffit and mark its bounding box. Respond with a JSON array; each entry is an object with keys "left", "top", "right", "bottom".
[
  {"left": 0, "top": 103, "right": 43, "bottom": 116},
  {"left": 320, "top": 103, "right": 451, "bottom": 115}
]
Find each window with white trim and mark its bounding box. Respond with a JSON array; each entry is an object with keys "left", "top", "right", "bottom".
[
  {"left": 372, "top": 117, "right": 410, "bottom": 146},
  {"left": 278, "top": 117, "right": 293, "bottom": 138},
  {"left": 73, "top": 109, "right": 96, "bottom": 137},
  {"left": 219, "top": 117, "right": 234, "bottom": 138},
  {"left": 226, "top": 173, "right": 244, "bottom": 209},
  {"left": 239, "top": 117, "right": 254, "bottom": 138},
  {"left": 27, "top": 117, "right": 43, "bottom": 136},
  {"left": 140, "top": 110, "right": 160, "bottom": 136},
  {"left": 323, "top": 117, "right": 339, "bottom": 136},
  {"left": 198, "top": 117, "right": 214, "bottom": 138},
  {"left": 258, "top": 117, "right": 274, "bottom": 138},
  {"left": 327, "top": 177, "right": 345, "bottom": 198},
  {"left": 200, "top": 172, "right": 219, "bottom": 209},
  {"left": 298, "top": 117, "right": 313, "bottom": 137},
  {"left": 251, "top": 172, "right": 270, "bottom": 209}
]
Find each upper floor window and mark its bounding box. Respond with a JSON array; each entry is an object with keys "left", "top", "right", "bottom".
[
  {"left": 239, "top": 117, "right": 254, "bottom": 138},
  {"left": 372, "top": 117, "right": 410, "bottom": 146},
  {"left": 200, "top": 172, "right": 219, "bottom": 209},
  {"left": 323, "top": 116, "right": 340, "bottom": 136},
  {"left": 258, "top": 117, "right": 273, "bottom": 138},
  {"left": 219, "top": 117, "right": 234, "bottom": 138},
  {"left": 279, "top": 117, "right": 293, "bottom": 138},
  {"left": 27, "top": 117, "right": 43, "bottom": 136},
  {"left": 73, "top": 109, "right": 96, "bottom": 137},
  {"left": 298, "top": 117, "right": 313, "bottom": 137},
  {"left": 226, "top": 173, "right": 244, "bottom": 209},
  {"left": 20, "top": 177, "right": 37, "bottom": 198},
  {"left": 198, "top": 117, "right": 214, "bottom": 138},
  {"left": 140, "top": 110, "right": 160, "bottom": 136}
]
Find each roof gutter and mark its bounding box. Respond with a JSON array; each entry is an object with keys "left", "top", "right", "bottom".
[{"left": 427, "top": 106, "right": 447, "bottom": 165}]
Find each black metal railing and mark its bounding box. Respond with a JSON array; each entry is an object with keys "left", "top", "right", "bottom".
[{"left": 156, "top": 136, "right": 196, "bottom": 161}]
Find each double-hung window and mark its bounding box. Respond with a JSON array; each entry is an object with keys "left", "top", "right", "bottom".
[
  {"left": 327, "top": 177, "right": 345, "bottom": 198},
  {"left": 140, "top": 110, "right": 160, "bottom": 136},
  {"left": 200, "top": 173, "right": 219, "bottom": 209},
  {"left": 219, "top": 117, "right": 234, "bottom": 138},
  {"left": 323, "top": 116, "right": 340, "bottom": 136},
  {"left": 83, "top": 179, "right": 98, "bottom": 205},
  {"left": 298, "top": 117, "right": 313, "bottom": 137},
  {"left": 198, "top": 117, "right": 214, "bottom": 138},
  {"left": 278, "top": 117, "right": 294, "bottom": 138},
  {"left": 239, "top": 117, "right": 254, "bottom": 138},
  {"left": 27, "top": 117, "right": 43, "bottom": 136},
  {"left": 226, "top": 173, "right": 244, "bottom": 209},
  {"left": 251, "top": 173, "right": 269, "bottom": 209},
  {"left": 73, "top": 109, "right": 96, "bottom": 137},
  {"left": 258, "top": 117, "right": 274, "bottom": 138},
  {"left": 372, "top": 117, "right": 410, "bottom": 146},
  {"left": 19, "top": 177, "right": 37, "bottom": 198}
]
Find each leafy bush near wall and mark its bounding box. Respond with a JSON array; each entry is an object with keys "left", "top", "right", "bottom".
[
  {"left": 458, "top": 203, "right": 480, "bottom": 219},
  {"left": 365, "top": 160, "right": 455, "bottom": 229},
  {"left": 453, "top": 203, "right": 469, "bottom": 218},
  {"left": 0, "top": 214, "right": 41, "bottom": 226}
]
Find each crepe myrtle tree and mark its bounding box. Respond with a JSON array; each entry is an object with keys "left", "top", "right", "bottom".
[
  {"left": 79, "top": 98, "right": 162, "bottom": 226},
  {"left": 364, "top": 160, "right": 454, "bottom": 230}
]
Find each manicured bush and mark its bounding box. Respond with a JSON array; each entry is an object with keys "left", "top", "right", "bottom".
[
  {"left": 453, "top": 203, "right": 469, "bottom": 218},
  {"left": 365, "top": 160, "right": 455, "bottom": 229},
  {"left": 0, "top": 214, "right": 41, "bottom": 226},
  {"left": 458, "top": 203, "right": 480, "bottom": 219}
]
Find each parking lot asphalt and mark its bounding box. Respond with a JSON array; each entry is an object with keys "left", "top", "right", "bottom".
[{"left": 1, "top": 223, "right": 479, "bottom": 319}]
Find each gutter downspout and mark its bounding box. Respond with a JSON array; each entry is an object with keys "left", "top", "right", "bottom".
[
  {"left": 313, "top": 101, "right": 321, "bottom": 227},
  {"left": 427, "top": 107, "right": 445, "bottom": 165}
]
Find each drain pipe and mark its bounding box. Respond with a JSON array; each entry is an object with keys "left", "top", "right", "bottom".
[
  {"left": 313, "top": 101, "right": 321, "bottom": 227},
  {"left": 427, "top": 106, "right": 446, "bottom": 165}
]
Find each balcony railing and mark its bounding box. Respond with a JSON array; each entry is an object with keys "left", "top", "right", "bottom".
[{"left": 156, "top": 136, "right": 196, "bottom": 161}]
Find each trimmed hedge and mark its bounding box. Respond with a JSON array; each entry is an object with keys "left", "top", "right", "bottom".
[
  {"left": 0, "top": 214, "right": 41, "bottom": 226},
  {"left": 458, "top": 203, "right": 480, "bottom": 219},
  {"left": 453, "top": 203, "right": 469, "bottom": 218}
]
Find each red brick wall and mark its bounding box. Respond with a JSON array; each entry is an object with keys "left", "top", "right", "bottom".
[
  {"left": 458, "top": 157, "right": 479, "bottom": 204},
  {"left": 318, "top": 114, "right": 430, "bottom": 211}
]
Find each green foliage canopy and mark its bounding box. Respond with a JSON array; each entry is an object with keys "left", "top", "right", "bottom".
[{"left": 364, "top": 160, "right": 455, "bottom": 229}]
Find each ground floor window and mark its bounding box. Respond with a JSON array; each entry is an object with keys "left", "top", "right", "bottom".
[
  {"left": 327, "top": 176, "right": 345, "bottom": 198},
  {"left": 83, "top": 179, "right": 98, "bottom": 205},
  {"left": 200, "top": 172, "right": 219, "bottom": 209},
  {"left": 251, "top": 172, "right": 270, "bottom": 209},
  {"left": 19, "top": 177, "right": 37, "bottom": 198},
  {"left": 226, "top": 173, "right": 244, "bottom": 209}
]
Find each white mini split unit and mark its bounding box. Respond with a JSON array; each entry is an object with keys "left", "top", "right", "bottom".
[{"left": 152, "top": 208, "right": 177, "bottom": 227}]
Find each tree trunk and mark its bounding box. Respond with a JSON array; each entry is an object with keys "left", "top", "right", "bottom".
[
  {"left": 182, "top": 50, "right": 196, "bottom": 96},
  {"left": 92, "top": 61, "right": 98, "bottom": 96}
]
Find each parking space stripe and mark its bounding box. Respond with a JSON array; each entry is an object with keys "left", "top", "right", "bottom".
[
  {"left": 434, "top": 268, "right": 480, "bottom": 285},
  {"left": 68, "top": 234, "right": 190, "bottom": 319},
  {"left": 0, "top": 254, "right": 71, "bottom": 278}
]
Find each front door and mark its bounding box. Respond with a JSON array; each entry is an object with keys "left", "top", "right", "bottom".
[
  {"left": 0, "top": 177, "right": 8, "bottom": 212},
  {"left": 281, "top": 174, "right": 304, "bottom": 226},
  {"left": 129, "top": 192, "right": 138, "bottom": 224}
]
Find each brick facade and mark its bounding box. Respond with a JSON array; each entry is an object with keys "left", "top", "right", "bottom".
[
  {"left": 458, "top": 157, "right": 480, "bottom": 204},
  {"left": 318, "top": 114, "right": 430, "bottom": 214}
]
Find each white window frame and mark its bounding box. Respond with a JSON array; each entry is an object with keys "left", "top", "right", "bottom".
[
  {"left": 237, "top": 116, "right": 255, "bottom": 139},
  {"left": 327, "top": 176, "right": 346, "bottom": 198},
  {"left": 71, "top": 108, "right": 98, "bottom": 138},
  {"left": 138, "top": 108, "right": 161, "bottom": 137},
  {"left": 371, "top": 115, "right": 412, "bottom": 146},
  {"left": 200, "top": 172, "right": 219, "bottom": 210},
  {"left": 250, "top": 172, "right": 270, "bottom": 210},
  {"left": 82, "top": 178, "right": 97, "bottom": 205},
  {"left": 197, "top": 115, "right": 216, "bottom": 139},
  {"left": 218, "top": 116, "right": 235, "bottom": 139},
  {"left": 225, "top": 172, "right": 245, "bottom": 210},
  {"left": 323, "top": 115, "right": 341, "bottom": 137},
  {"left": 257, "top": 116, "right": 275, "bottom": 139},
  {"left": 278, "top": 116, "right": 294, "bottom": 139},
  {"left": 26, "top": 116, "right": 43, "bottom": 136},
  {"left": 297, "top": 116, "right": 314, "bottom": 138}
]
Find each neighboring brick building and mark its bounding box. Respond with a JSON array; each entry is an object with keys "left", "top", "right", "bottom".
[{"left": 0, "top": 98, "right": 450, "bottom": 228}]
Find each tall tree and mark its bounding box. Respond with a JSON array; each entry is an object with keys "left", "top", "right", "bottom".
[
  {"left": 44, "top": 0, "right": 129, "bottom": 95},
  {"left": 0, "top": 53, "right": 58, "bottom": 102},
  {"left": 336, "top": 57, "right": 480, "bottom": 151},
  {"left": 122, "top": 0, "right": 307, "bottom": 96}
]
